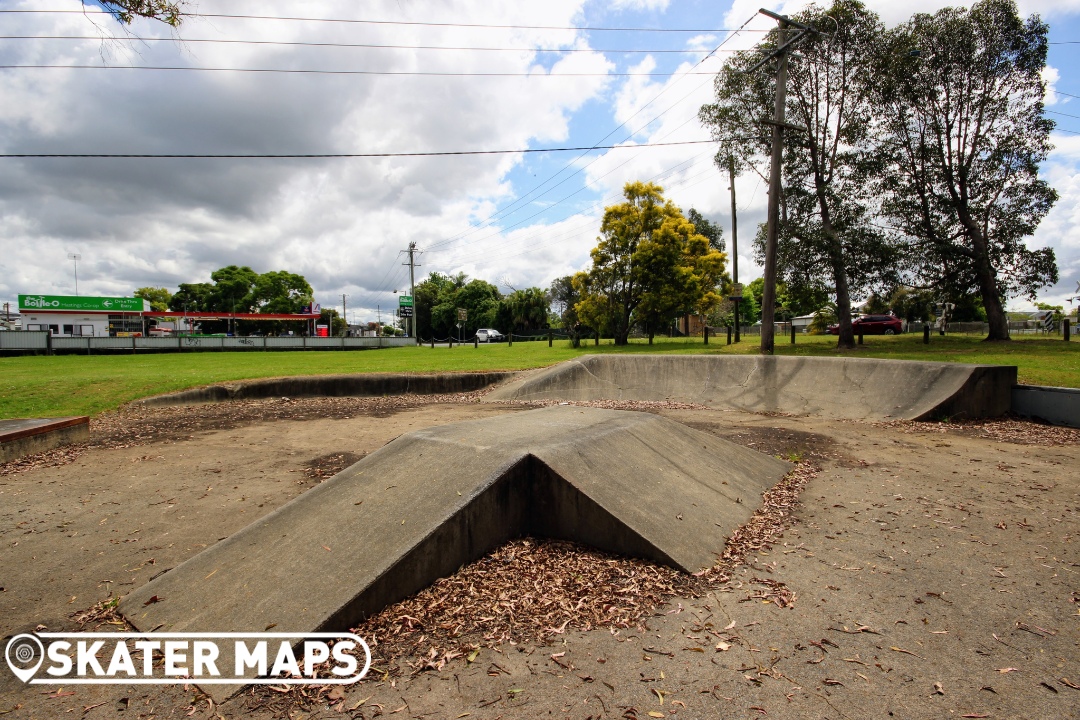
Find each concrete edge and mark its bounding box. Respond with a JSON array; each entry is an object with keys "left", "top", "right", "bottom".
[
  {"left": 134, "top": 371, "right": 521, "bottom": 407},
  {"left": 1010, "top": 384, "right": 1080, "bottom": 428},
  {"left": 0, "top": 418, "right": 90, "bottom": 463}
]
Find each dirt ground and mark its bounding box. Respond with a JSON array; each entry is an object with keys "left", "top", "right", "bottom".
[{"left": 0, "top": 393, "right": 1077, "bottom": 719}]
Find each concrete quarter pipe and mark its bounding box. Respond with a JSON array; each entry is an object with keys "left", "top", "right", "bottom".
[{"left": 483, "top": 354, "right": 1017, "bottom": 421}]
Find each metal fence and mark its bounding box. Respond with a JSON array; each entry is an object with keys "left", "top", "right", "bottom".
[{"left": 0, "top": 332, "right": 414, "bottom": 354}]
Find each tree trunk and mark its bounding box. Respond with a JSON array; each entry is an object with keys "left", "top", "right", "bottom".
[
  {"left": 964, "top": 219, "right": 1010, "bottom": 341},
  {"left": 832, "top": 255, "right": 856, "bottom": 350},
  {"left": 614, "top": 331, "right": 629, "bottom": 346},
  {"left": 813, "top": 179, "right": 855, "bottom": 350}
]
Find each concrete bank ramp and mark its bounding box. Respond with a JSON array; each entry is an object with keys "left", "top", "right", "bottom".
[
  {"left": 119, "top": 406, "right": 789, "bottom": 698},
  {"left": 135, "top": 371, "right": 516, "bottom": 407},
  {"left": 484, "top": 354, "right": 1016, "bottom": 421}
]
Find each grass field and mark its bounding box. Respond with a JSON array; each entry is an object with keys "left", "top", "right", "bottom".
[{"left": 0, "top": 333, "right": 1076, "bottom": 418}]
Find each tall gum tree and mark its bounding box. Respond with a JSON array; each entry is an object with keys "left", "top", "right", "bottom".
[
  {"left": 700, "top": 0, "right": 894, "bottom": 350},
  {"left": 871, "top": 0, "right": 1058, "bottom": 341}
]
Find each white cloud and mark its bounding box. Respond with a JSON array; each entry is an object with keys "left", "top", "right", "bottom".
[
  {"left": 607, "top": 0, "right": 672, "bottom": 11},
  {"left": 0, "top": 0, "right": 613, "bottom": 317}
]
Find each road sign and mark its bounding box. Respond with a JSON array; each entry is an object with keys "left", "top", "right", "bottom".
[
  {"left": 457, "top": 308, "right": 467, "bottom": 321},
  {"left": 398, "top": 295, "right": 413, "bottom": 307}
]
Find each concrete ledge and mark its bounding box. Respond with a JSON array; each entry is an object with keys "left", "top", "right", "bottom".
[
  {"left": 1011, "top": 385, "right": 1080, "bottom": 428},
  {"left": 134, "top": 371, "right": 518, "bottom": 407},
  {"left": 484, "top": 355, "right": 1017, "bottom": 421},
  {"left": 0, "top": 417, "right": 90, "bottom": 463},
  {"left": 119, "top": 406, "right": 789, "bottom": 700}
]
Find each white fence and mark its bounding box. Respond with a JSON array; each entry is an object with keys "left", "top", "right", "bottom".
[{"left": 0, "top": 332, "right": 413, "bottom": 354}]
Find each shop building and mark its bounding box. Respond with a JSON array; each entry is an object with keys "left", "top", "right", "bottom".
[{"left": 18, "top": 295, "right": 150, "bottom": 337}]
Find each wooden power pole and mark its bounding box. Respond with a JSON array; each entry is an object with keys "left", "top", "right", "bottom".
[{"left": 745, "top": 9, "right": 818, "bottom": 354}]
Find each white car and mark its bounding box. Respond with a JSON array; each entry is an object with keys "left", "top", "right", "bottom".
[{"left": 476, "top": 328, "right": 504, "bottom": 343}]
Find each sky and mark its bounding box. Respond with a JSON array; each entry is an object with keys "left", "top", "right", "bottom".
[{"left": 1, "top": 0, "right": 1079, "bottom": 324}]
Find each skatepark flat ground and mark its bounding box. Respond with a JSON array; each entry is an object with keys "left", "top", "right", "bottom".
[{"left": 0, "top": 395, "right": 1077, "bottom": 719}]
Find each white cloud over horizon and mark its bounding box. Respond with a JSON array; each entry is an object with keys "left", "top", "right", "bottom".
[{"left": 1, "top": 0, "right": 1078, "bottom": 321}]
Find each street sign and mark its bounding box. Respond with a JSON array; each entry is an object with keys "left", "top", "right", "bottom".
[
  {"left": 398, "top": 295, "right": 413, "bottom": 307},
  {"left": 457, "top": 308, "right": 467, "bottom": 321}
]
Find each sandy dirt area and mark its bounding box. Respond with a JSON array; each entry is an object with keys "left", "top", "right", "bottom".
[{"left": 0, "top": 394, "right": 1077, "bottom": 719}]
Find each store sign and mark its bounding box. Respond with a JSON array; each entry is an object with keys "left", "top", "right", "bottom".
[
  {"left": 398, "top": 295, "right": 413, "bottom": 307},
  {"left": 19, "top": 295, "right": 149, "bottom": 312}
]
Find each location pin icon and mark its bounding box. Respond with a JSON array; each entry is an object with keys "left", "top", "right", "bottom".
[{"left": 5, "top": 634, "right": 44, "bottom": 683}]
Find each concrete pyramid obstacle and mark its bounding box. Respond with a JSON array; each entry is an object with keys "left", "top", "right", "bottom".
[
  {"left": 119, "top": 406, "right": 789, "bottom": 697},
  {"left": 484, "top": 354, "right": 1017, "bottom": 421}
]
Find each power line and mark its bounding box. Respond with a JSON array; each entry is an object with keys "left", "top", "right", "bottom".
[
  {"left": 1047, "top": 109, "right": 1080, "bottom": 121},
  {"left": 0, "top": 35, "right": 733, "bottom": 54},
  {"left": 1050, "top": 90, "right": 1080, "bottom": 101},
  {"left": 0, "top": 64, "right": 723, "bottom": 77},
  {"left": 416, "top": 12, "right": 758, "bottom": 256},
  {"left": 0, "top": 139, "right": 715, "bottom": 159},
  {"left": 0, "top": 9, "right": 766, "bottom": 33},
  {"left": 435, "top": 152, "right": 717, "bottom": 266}
]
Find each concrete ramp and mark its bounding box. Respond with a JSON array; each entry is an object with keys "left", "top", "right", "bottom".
[
  {"left": 135, "top": 371, "right": 515, "bottom": 407},
  {"left": 484, "top": 355, "right": 1016, "bottom": 421},
  {"left": 119, "top": 406, "right": 789, "bottom": 698}
]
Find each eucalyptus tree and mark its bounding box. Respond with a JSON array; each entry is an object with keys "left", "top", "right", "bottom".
[
  {"left": 870, "top": 0, "right": 1058, "bottom": 341},
  {"left": 700, "top": 0, "right": 894, "bottom": 349},
  {"left": 97, "top": 1, "right": 184, "bottom": 26}
]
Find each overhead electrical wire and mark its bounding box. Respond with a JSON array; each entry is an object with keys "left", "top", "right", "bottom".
[
  {"left": 417, "top": 11, "right": 758, "bottom": 257},
  {"left": 0, "top": 35, "right": 733, "bottom": 54},
  {"left": 1, "top": 9, "right": 759, "bottom": 311},
  {"left": 0, "top": 64, "right": 725, "bottom": 76},
  {"left": 432, "top": 154, "right": 708, "bottom": 265},
  {"left": 442, "top": 159, "right": 723, "bottom": 269},
  {"left": 0, "top": 139, "right": 715, "bottom": 159},
  {"left": 0, "top": 9, "right": 766, "bottom": 33}
]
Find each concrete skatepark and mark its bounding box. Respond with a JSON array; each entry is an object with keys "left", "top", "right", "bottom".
[
  {"left": 114, "top": 354, "right": 1020, "bottom": 699},
  {"left": 5, "top": 353, "right": 1077, "bottom": 719}
]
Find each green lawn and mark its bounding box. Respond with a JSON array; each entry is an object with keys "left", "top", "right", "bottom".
[{"left": 0, "top": 333, "right": 1075, "bottom": 419}]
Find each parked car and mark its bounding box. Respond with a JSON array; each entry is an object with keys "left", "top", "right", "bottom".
[
  {"left": 827, "top": 315, "right": 903, "bottom": 335},
  {"left": 475, "top": 328, "right": 504, "bottom": 343}
]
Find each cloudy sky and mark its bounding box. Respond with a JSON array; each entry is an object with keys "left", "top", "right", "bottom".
[{"left": 1, "top": 0, "right": 1078, "bottom": 323}]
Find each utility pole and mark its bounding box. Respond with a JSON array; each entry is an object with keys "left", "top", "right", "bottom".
[
  {"left": 728, "top": 156, "right": 740, "bottom": 343},
  {"left": 403, "top": 242, "right": 420, "bottom": 341},
  {"left": 760, "top": 21, "right": 787, "bottom": 355},
  {"left": 68, "top": 253, "right": 81, "bottom": 296},
  {"left": 341, "top": 294, "right": 347, "bottom": 337},
  {"left": 377, "top": 305, "right": 381, "bottom": 336},
  {"left": 746, "top": 8, "right": 818, "bottom": 355}
]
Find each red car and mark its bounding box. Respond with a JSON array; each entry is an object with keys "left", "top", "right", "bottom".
[{"left": 827, "top": 315, "right": 903, "bottom": 335}]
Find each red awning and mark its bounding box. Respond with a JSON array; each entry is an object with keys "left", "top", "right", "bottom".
[{"left": 145, "top": 312, "right": 319, "bottom": 321}]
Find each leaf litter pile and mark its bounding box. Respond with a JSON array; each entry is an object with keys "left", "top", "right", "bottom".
[
  {"left": 242, "top": 460, "right": 818, "bottom": 715},
  {"left": 0, "top": 391, "right": 490, "bottom": 477},
  {"left": 880, "top": 415, "right": 1079, "bottom": 446}
]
